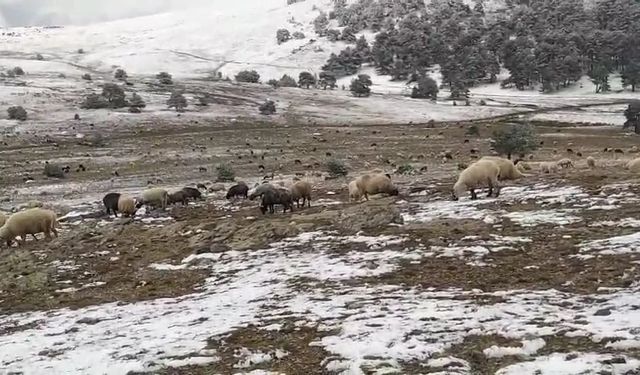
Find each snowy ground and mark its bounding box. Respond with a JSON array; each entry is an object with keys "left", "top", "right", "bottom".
[{"left": 3, "top": 181, "right": 640, "bottom": 374}]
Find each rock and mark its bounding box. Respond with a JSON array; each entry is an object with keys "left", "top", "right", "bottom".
[
  {"left": 593, "top": 308, "right": 612, "bottom": 316},
  {"left": 76, "top": 317, "right": 105, "bottom": 325},
  {"left": 208, "top": 183, "right": 226, "bottom": 192},
  {"left": 602, "top": 356, "right": 626, "bottom": 365}
]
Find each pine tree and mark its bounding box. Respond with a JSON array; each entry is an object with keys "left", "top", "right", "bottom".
[
  {"left": 622, "top": 62, "right": 640, "bottom": 92},
  {"left": 276, "top": 29, "right": 291, "bottom": 44},
  {"left": 491, "top": 123, "right": 539, "bottom": 160},
  {"left": 279, "top": 74, "right": 298, "bottom": 87},
  {"left": 298, "top": 72, "right": 317, "bottom": 88},
  {"left": 350, "top": 74, "right": 372, "bottom": 97},
  {"left": 319, "top": 72, "right": 337, "bottom": 90},
  {"left": 589, "top": 64, "right": 611, "bottom": 93},
  {"left": 102, "top": 84, "right": 127, "bottom": 108},
  {"left": 623, "top": 101, "right": 640, "bottom": 134},
  {"left": 235, "top": 70, "right": 260, "bottom": 83},
  {"left": 129, "top": 93, "right": 146, "bottom": 108},
  {"left": 167, "top": 91, "right": 188, "bottom": 112},
  {"left": 156, "top": 72, "right": 173, "bottom": 85},
  {"left": 411, "top": 76, "right": 439, "bottom": 100}
]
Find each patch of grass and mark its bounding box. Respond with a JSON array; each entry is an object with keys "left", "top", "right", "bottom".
[
  {"left": 326, "top": 159, "right": 348, "bottom": 177},
  {"left": 216, "top": 164, "right": 235, "bottom": 182}
]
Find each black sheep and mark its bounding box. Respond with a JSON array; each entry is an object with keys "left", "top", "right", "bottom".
[
  {"left": 226, "top": 183, "right": 249, "bottom": 199},
  {"left": 168, "top": 191, "right": 188, "bottom": 206},
  {"left": 181, "top": 187, "right": 203, "bottom": 201},
  {"left": 103, "top": 193, "right": 121, "bottom": 216},
  {"left": 260, "top": 188, "right": 293, "bottom": 214}
]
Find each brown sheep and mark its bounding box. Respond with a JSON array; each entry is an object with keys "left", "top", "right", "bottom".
[
  {"left": 0, "top": 208, "right": 58, "bottom": 246},
  {"left": 355, "top": 174, "right": 399, "bottom": 201},
  {"left": 290, "top": 180, "right": 312, "bottom": 208}
]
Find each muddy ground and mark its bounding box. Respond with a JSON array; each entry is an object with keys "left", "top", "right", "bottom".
[{"left": 2, "top": 107, "right": 640, "bottom": 374}]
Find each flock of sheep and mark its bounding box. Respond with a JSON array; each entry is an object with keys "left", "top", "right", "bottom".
[{"left": 0, "top": 152, "right": 636, "bottom": 248}]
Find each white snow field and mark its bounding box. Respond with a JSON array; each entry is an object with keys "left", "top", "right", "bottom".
[{"left": 3, "top": 183, "right": 640, "bottom": 374}]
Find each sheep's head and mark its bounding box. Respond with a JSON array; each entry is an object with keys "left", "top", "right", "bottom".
[{"left": 452, "top": 181, "right": 466, "bottom": 201}]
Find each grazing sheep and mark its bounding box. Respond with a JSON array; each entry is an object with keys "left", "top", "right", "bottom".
[
  {"left": 348, "top": 180, "right": 362, "bottom": 202},
  {"left": 540, "top": 162, "right": 559, "bottom": 174},
  {"left": 626, "top": 158, "right": 640, "bottom": 172},
  {"left": 587, "top": 156, "right": 596, "bottom": 168},
  {"left": 260, "top": 188, "right": 294, "bottom": 214},
  {"left": 480, "top": 156, "right": 525, "bottom": 181},
  {"left": 290, "top": 180, "right": 312, "bottom": 208},
  {"left": 118, "top": 195, "right": 138, "bottom": 217},
  {"left": 0, "top": 208, "right": 58, "bottom": 246},
  {"left": 452, "top": 159, "right": 501, "bottom": 201},
  {"left": 355, "top": 173, "right": 399, "bottom": 201},
  {"left": 168, "top": 191, "right": 188, "bottom": 206},
  {"left": 557, "top": 158, "right": 574, "bottom": 169},
  {"left": 103, "top": 193, "right": 121, "bottom": 216},
  {"left": 226, "top": 182, "right": 249, "bottom": 199},
  {"left": 249, "top": 183, "right": 277, "bottom": 200},
  {"left": 181, "top": 187, "right": 203, "bottom": 201},
  {"left": 141, "top": 188, "right": 169, "bottom": 209}
]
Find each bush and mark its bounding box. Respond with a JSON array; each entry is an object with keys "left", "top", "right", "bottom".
[
  {"left": 292, "top": 31, "right": 305, "bottom": 39},
  {"left": 466, "top": 124, "right": 480, "bottom": 136},
  {"left": 267, "top": 79, "right": 280, "bottom": 88},
  {"left": 319, "top": 72, "right": 336, "bottom": 89},
  {"left": 350, "top": 74, "right": 372, "bottom": 97},
  {"left": 35, "top": 53, "right": 44, "bottom": 61},
  {"left": 102, "top": 83, "right": 127, "bottom": 108},
  {"left": 196, "top": 96, "right": 209, "bottom": 106},
  {"left": 81, "top": 93, "right": 109, "bottom": 109},
  {"left": 276, "top": 28, "right": 291, "bottom": 44},
  {"left": 235, "top": 70, "right": 260, "bottom": 83},
  {"left": 81, "top": 73, "right": 92, "bottom": 81},
  {"left": 259, "top": 100, "right": 276, "bottom": 115},
  {"left": 12, "top": 67, "right": 24, "bottom": 75},
  {"left": 5, "top": 70, "right": 16, "bottom": 78},
  {"left": 129, "top": 92, "right": 146, "bottom": 108},
  {"left": 479, "top": 99, "right": 487, "bottom": 106},
  {"left": 216, "top": 164, "right": 235, "bottom": 182},
  {"left": 327, "top": 159, "right": 348, "bottom": 177},
  {"left": 77, "top": 48, "right": 84, "bottom": 54},
  {"left": 167, "top": 91, "right": 188, "bottom": 112},
  {"left": 7, "top": 106, "right": 27, "bottom": 121},
  {"left": 279, "top": 74, "right": 297, "bottom": 87},
  {"left": 491, "top": 123, "right": 539, "bottom": 159},
  {"left": 114, "top": 68, "right": 128, "bottom": 80},
  {"left": 156, "top": 72, "right": 173, "bottom": 85},
  {"left": 396, "top": 164, "right": 416, "bottom": 175},
  {"left": 326, "top": 29, "right": 341, "bottom": 42},
  {"left": 410, "top": 76, "right": 439, "bottom": 100},
  {"left": 298, "top": 71, "right": 316, "bottom": 88},
  {"left": 58, "top": 73, "right": 66, "bottom": 79}
]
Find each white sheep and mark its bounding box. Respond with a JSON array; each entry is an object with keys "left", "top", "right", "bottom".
[
  {"left": 586, "top": 156, "right": 596, "bottom": 169},
  {"left": 480, "top": 156, "right": 525, "bottom": 180},
  {"left": 118, "top": 196, "right": 138, "bottom": 217},
  {"left": 348, "top": 180, "right": 362, "bottom": 202},
  {"left": 141, "top": 188, "right": 169, "bottom": 209},
  {"left": 539, "top": 162, "right": 559, "bottom": 174},
  {"left": 0, "top": 208, "right": 59, "bottom": 246},
  {"left": 452, "top": 159, "right": 501, "bottom": 200},
  {"left": 626, "top": 158, "right": 640, "bottom": 172},
  {"left": 355, "top": 173, "right": 399, "bottom": 201},
  {"left": 556, "top": 158, "right": 574, "bottom": 169}
]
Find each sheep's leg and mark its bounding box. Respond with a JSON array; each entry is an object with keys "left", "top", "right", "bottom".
[
  {"left": 494, "top": 185, "right": 501, "bottom": 198},
  {"left": 51, "top": 226, "right": 58, "bottom": 237},
  {"left": 31, "top": 233, "right": 38, "bottom": 241},
  {"left": 307, "top": 197, "right": 311, "bottom": 208},
  {"left": 470, "top": 189, "right": 478, "bottom": 200},
  {"left": 44, "top": 230, "right": 52, "bottom": 241}
]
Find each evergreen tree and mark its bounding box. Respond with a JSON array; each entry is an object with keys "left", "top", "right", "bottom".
[
  {"left": 114, "top": 68, "right": 127, "bottom": 80},
  {"left": 235, "top": 70, "right": 260, "bottom": 83},
  {"left": 355, "top": 35, "right": 372, "bottom": 63},
  {"left": 167, "top": 91, "right": 188, "bottom": 112},
  {"left": 279, "top": 74, "right": 298, "bottom": 87},
  {"left": 276, "top": 28, "right": 291, "bottom": 44},
  {"left": 588, "top": 64, "right": 611, "bottom": 93},
  {"left": 102, "top": 84, "right": 127, "bottom": 108},
  {"left": 129, "top": 93, "right": 146, "bottom": 108},
  {"left": 318, "top": 72, "right": 337, "bottom": 89},
  {"left": 491, "top": 123, "right": 539, "bottom": 160},
  {"left": 411, "top": 76, "right": 439, "bottom": 100},
  {"left": 298, "top": 72, "right": 317, "bottom": 88},
  {"left": 314, "top": 12, "right": 329, "bottom": 36},
  {"left": 623, "top": 101, "right": 640, "bottom": 134},
  {"left": 622, "top": 62, "right": 640, "bottom": 92},
  {"left": 350, "top": 74, "right": 372, "bottom": 97},
  {"left": 156, "top": 72, "right": 173, "bottom": 85}
]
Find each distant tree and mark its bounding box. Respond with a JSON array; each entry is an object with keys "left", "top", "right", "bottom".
[
  {"left": 7, "top": 106, "right": 27, "bottom": 121},
  {"left": 589, "top": 64, "right": 611, "bottom": 93},
  {"left": 167, "top": 91, "right": 188, "bottom": 112},
  {"left": 318, "top": 71, "right": 337, "bottom": 89},
  {"left": 350, "top": 74, "right": 372, "bottom": 97},
  {"left": 235, "top": 70, "right": 260, "bottom": 83},
  {"left": 259, "top": 100, "right": 276, "bottom": 115},
  {"left": 322, "top": 47, "right": 363, "bottom": 78},
  {"left": 81, "top": 73, "right": 92, "bottom": 81},
  {"left": 277, "top": 28, "right": 291, "bottom": 44},
  {"left": 411, "top": 76, "right": 439, "bottom": 100},
  {"left": 622, "top": 62, "right": 640, "bottom": 92},
  {"left": 81, "top": 93, "right": 109, "bottom": 109},
  {"left": 340, "top": 26, "right": 357, "bottom": 43},
  {"left": 12, "top": 66, "right": 24, "bottom": 75},
  {"left": 102, "top": 83, "right": 127, "bottom": 108},
  {"left": 77, "top": 48, "right": 85, "bottom": 54},
  {"left": 129, "top": 106, "right": 141, "bottom": 114},
  {"left": 623, "top": 101, "right": 640, "bottom": 134},
  {"left": 490, "top": 123, "right": 539, "bottom": 160},
  {"left": 355, "top": 35, "right": 372, "bottom": 63},
  {"left": 129, "top": 93, "right": 146, "bottom": 108},
  {"left": 313, "top": 12, "right": 329, "bottom": 36},
  {"left": 35, "top": 53, "right": 44, "bottom": 61},
  {"left": 267, "top": 79, "right": 280, "bottom": 88},
  {"left": 298, "top": 72, "right": 316, "bottom": 88},
  {"left": 292, "top": 31, "right": 306, "bottom": 39},
  {"left": 114, "top": 68, "right": 128, "bottom": 80},
  {"left": 156, "top": 72, "right": 173, "bottom": 85},
  {"left": 278, "top": 74, "right": 298, "bottom": 87}
]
